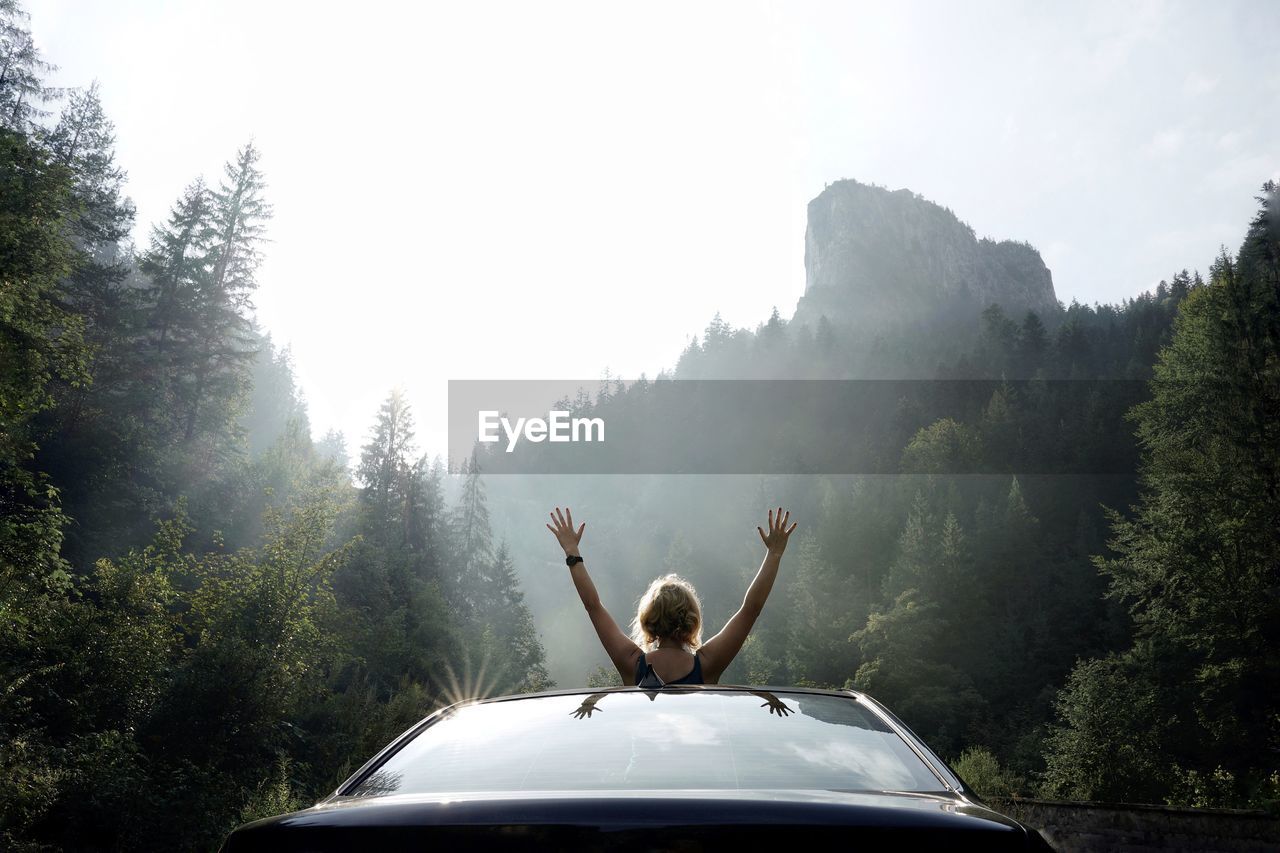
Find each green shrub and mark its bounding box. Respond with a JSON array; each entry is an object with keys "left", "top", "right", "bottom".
[{"left": 951, "top": 746, "right": 1026, "bottom": 799}]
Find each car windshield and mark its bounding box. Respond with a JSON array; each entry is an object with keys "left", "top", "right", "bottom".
[{"left": 346, "top": 690, "right": 947, "bottom": 796}]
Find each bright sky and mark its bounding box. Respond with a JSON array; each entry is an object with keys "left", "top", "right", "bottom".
[{"left": 27, "top": 0, "right": 1280, "bottom": 458}]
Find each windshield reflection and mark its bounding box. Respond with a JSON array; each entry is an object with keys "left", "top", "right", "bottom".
[{"left": 346, "top": 691, "right": 946, "bottom": 796}]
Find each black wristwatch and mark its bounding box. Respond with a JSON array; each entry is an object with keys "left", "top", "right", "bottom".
[{"left": 565, "top": 555, "right": 584, "bottom": 567}]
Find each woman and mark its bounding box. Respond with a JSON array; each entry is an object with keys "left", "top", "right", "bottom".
[{"left": 546, "top": 506, "right": 798, "bottom": 686}]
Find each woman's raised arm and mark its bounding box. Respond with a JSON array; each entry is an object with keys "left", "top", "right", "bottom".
[
  {"left": 700, "top": 507, "right": 797, "bottom": 683},
  {"left": 547, "top": 507, "right": 641, "bottom": 684}
]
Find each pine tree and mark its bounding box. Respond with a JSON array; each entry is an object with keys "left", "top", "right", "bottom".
[
  {"left": 980, "top": 382, "right": 1019, "bottom": 469},
  {"left": 1045, "top": 184, "right": 1280, "bottom": 806},
  {"left": 315, "top": 429, "right": 349, "bottom": 472},
  {"left": 484, "top": 542, "right": 551, "bottom": 692},
  {"left": 1017, "top": 311, "right": 1048, "bottom": 376},
  {"left": 704, "top": 312, "right": 732, "bottom": 349},
  {"left": 851, "top": 588, "right": 986, "bottom": 755},
  {"left": 38, "top": 81, "right": 137, "bottom": 451},
  {"left": 403, "top": 455, "right": 447, "bottom": 581},
  {"left": 132, "top": 181, "right": 213, "bottom": 446},
  {"left": 0, "top": 120, "right": 85, "bottom": 579},
  {"left": 979, "top": 303, "right": 1019, "bottom": 377},
  {"left": 1054, "top": 311, "right": 1093, "bottom": 378},
  {"left": 239, "top": 339, "right": 310, "bottom": 457},
  {"left": 882, "top": 488, "right": 938, "bottom": 598},
  {"left": 357, "top": 390, "right": 415, "bottom": 541},
  {"left": 815, "top": 315, "right": 836, "bottom": 361},
  {"left": 0, "top": 0, "right": 57, "bottom": 134},
  {"left": 938, "top": 510, "right": 969, "bottom": 588},
  {"left": 451, "top": 451, "right": 493, "bottom": 613},
  {"left": 758, "top": 306, "right": 785, "bottom": 353},
  {"left": 46, "top": 82, "right": 134, "bottom": 248},
  {"left": 181, "top": 143, "right": 271, "bottom": 456},
  {"left": 784, "top": 534, "right": 858, "bottom": 688}
]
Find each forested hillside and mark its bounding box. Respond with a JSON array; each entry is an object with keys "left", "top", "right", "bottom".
[
  {"left": 478, "top": 195, "right": 1278, "bottom": 811},
  {"left": 1, "top": 4, "right": 546, "bottom": 849}
]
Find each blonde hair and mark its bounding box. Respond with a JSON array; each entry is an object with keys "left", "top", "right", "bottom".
[{"left": 630, "top": 573, "right": 703, "bottom": 651}]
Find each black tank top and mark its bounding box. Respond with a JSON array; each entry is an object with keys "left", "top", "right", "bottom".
[{"left": 635, "top": 650, "right": 703, "bottom": 687}]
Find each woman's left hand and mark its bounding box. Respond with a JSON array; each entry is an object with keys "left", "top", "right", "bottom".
[{"left": 547, "top": 506, "right": 585, "bottom": 556}]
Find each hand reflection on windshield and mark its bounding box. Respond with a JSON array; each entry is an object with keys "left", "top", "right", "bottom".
[
  {"left": 570, "top": 693, "right": 608, "bottom": 719},
  {"left": 569, "top": 690, "right": 793, "bottom": 720},
  {"left": 750, "top": 690, "right": 793, "bottom": 716}
]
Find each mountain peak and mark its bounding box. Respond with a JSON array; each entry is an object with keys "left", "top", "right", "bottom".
[{"left": 792, "top": 179, "right": 1061, "bottom": 333}]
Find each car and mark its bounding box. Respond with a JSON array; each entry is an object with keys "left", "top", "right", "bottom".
[{"left": 220, "top": 685, "right": 1052, "bottom": 851}]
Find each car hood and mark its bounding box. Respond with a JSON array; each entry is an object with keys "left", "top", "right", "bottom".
[
  {"left": 223, "top": 788, "right": 1039, "bottom": 852},
  {"left": 300, "top": 787, "right": 1014, "bottom": 824}
]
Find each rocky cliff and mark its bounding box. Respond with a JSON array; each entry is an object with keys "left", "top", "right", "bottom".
[{"left": 791, "top": 180, "right": 1061, "bottom": 334}]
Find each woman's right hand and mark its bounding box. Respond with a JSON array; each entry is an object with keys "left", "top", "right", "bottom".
[
  {"left": 547, "top": 506, "right": 585, "bottom": 556},
  {"left": 757, "top": 506, "right": 798, "bottom": 556}
]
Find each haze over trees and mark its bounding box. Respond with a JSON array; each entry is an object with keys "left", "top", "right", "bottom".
[
  {"left": 474, "top": 189, "right": 1278, "bottom": 811},
  {"left": 1, "top": 4, "right": 545, "bottom": 849},
  {"left": 2, "top": 0, "right": 1277, "bottom": 848}
]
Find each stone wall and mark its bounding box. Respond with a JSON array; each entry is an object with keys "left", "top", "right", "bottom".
[{"left": 986, "top": 797, "right": 1280, "bottom": 852}]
